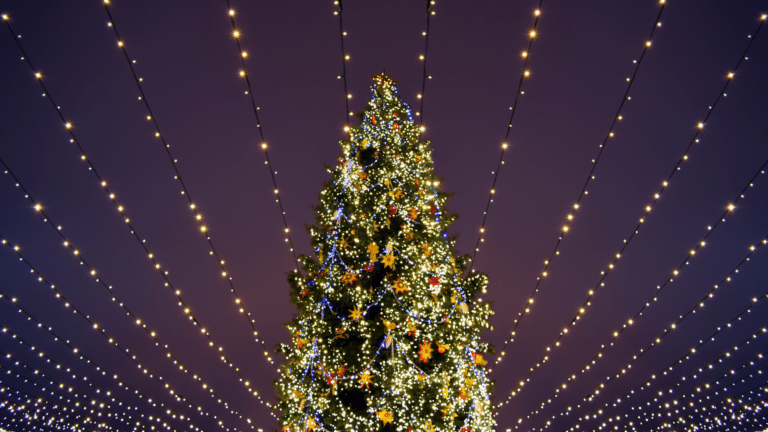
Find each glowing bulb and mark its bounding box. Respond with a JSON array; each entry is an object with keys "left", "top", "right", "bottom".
[
  {"left": 697, "top": 122, "right": 704, "bottom": 129},
  {"left": 229, "top": 9, "right": 235, "bottom": 16},
  {"left": 529, "top": 30, "right": 536, "bottom": 38},
  {"left": 233, "top": 31, "right": 240, "bottom": 38},
  {"left": 534, "top": 9, "right": 541, "bottom": 16}
]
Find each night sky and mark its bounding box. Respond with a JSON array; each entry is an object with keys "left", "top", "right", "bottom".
[{"left": 1, "top": 1, "right": 768, "bottom": 431}]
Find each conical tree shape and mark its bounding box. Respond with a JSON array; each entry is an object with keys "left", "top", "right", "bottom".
[{"left": 276, "top": 73, "right": 494, "bottom": 432}]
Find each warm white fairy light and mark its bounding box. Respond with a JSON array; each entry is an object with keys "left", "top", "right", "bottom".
[
  {"left": 0, "top": 237, "right": 240, "bottom": 429},
  {"left": 0, "top": 354, "right": 147, "bottom": 430},
  {"left": 492, "top": 14, "right": 766, "bottom": 387},
  {"left": 509, "top": 229, "right": 768, "bottom": 428},
  {"left": 0, "top": 162, "right": 277, "bottom": 421},
  {"left": 0, "top": 364, "right": 137, "bottom": 430},
  {"left": 488, "top": 1, "right": 668, "bottom": 355},
  {"left": 558, "top": 294, "right": 768, "bottom": 432},
  {"left": 5, "top": 10, "right": 280, "bottom": 424},
  {"left": 217, "top": 0, "right": 302, "bottom": 277},
  {"left": 0, "top": 383, "right": 120, "bottom": 432}
]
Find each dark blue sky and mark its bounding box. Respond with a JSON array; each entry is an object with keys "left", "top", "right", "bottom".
[{"left": 1, "top": 1, "right": 767, "bottom": 431}]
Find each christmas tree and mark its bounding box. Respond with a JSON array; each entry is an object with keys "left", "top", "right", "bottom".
[{"left": 276, "top": 73, "right": 494, "bottom": 432}]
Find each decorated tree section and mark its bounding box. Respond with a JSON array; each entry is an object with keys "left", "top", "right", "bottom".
[{"left": 275, "top": 73, "right": 494, "bottom": 432}]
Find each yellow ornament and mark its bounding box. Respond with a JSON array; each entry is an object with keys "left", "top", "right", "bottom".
[
  {"left": 359, "top": 369, "right": 374, "bottom": 389},
  {"left": 377, "top": 409, "right": 393, "bottom": 425},
  {"left": 367, "top": 243, "right": 379, "bottom": 262},
  {"left": 382, "top": 249, "right": 396, "bottom": 269},
  {"left": 349, "top": 307, "right": 364, "bottom": 321}
]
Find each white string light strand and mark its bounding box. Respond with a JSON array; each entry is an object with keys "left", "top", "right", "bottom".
[
  {"left": 0, "top": 151, "right": 279, "bottom": 418},
  {"left": 100, "top": 0, "right": 295, "bottom": 366},
  {"left": 0, "top": 239, "right": 241, "bottom": 431},
  {"left": 0, "top": 393, "right": 92, "bottom": 432},
  {"left": 416, "top": 0, "right": 435, "bottom": 124},
  {"left": 0, "top": 341, "right": 158, "bottom": 431},
  {"left": 649, "top": 374, "right": 768, "bottom": 431},
  {"left": 497, "top": 155, "right": 768, "bottom": 412},
  {"left": 563, "top": 294, "right": 768, "bottom": 431},
  {"left": 629, "top": 352, "right": 768, "bottom": 430},
  {"left": 514, "top": 231, "right": 768, "bottom": 428},
  {"left": 2, "top": 12, "right": 281, "bottom": 389},
  {"left": 0, "top": 364, "right": 134, "bottom": 431},
  {"left": 0, "top": 383, "right": 106, "bottom": 432},
  {"left": 486, "top": 1, "right": 667, "bottom": 334},
  {"left": 0, "top": 299, "right": 202, "bottom": 431},
  {"left": 468, "top": 0, "right": 546, "bottom": 272},
  {"left": 492, "top": 13, "right": 767, "bottom": 372},
  {"left": 333, "top": 1, "right": 352, "bottom": 123},
  {"left": 219, "top": 0, "right": 302, "bottom": 271},
  {"left": 0, "top": 353, "right": 146, "bottom": 431}
]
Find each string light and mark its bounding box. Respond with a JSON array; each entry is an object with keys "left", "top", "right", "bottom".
[
  {"left": 0, "top": 336, "right": 148, "bottom": 424},
  {"left": 416, "top": 0, "right": 434, "bottom": 123},
  {"left": 333, "top": 0, "right": 351, "bottom": 123},
  {"left": 628, "top": 352, "right": 768, "bottom": 429},
  {"left": 559, "top": 292, "right": 768, "bottom": 431},
  {"left": 0, "top": 160, "right": 279, "bottom": 421},
  {"left": 497, "top": 151, "right": 768, "bottom": 413},
  {"left": 491, "top": 13, "right": 766, "bottom": 377},
  {"left": 0, "top": 297, "right": 203, "bottom": 431},
  {"left": 218, "top": 0, "right": 301, "bottom": 271},
  {"left": 0, "top": 382, "right": 115, "bottom": 431},
  {"left": 100, "top": 1, "right": 289, "bottom": 378},
  {"left": 0, "top": 238, "right": 239, "bottom": 430},
  {"left": 485, "top": 1, "right": 667, "bottom": 345},
  {"left": 3, "top": 13, "right": 281, "bottom": 423},
  {"left": 511, "top": 229, "right": 768, "bottom": 428},
  {"left": 0, "top": 355, "right": 145, "bottom": 430},
  {"left": 0, "top": 364, "right": 135, "bottom": 430},
  {"left": 468, "top": 0, "right": 545, "bottom": 271},
  {"left": 646, "top": 373, "right": 768, "bottom": 431}
]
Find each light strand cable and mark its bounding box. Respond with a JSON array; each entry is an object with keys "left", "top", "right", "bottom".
[
  {"left": 417, "top": 0, "right": 434, "bottom": 124},
  {"left": 219, "top": 0, "right": 302, "bottom": 271},
  {"left": 101, "top": 1, "right": 294, "bottom": 367},
  {"left": 492, "top": 15, "right": 767, "bottom": 374},
  {"left": 501, "top": 154, "right": 768, "bottom": 410},
  {"left": 0, "top": 237, "right": 239, "bottom": 431},
  {"left": 468, "top": 0, "right": 546, "bottom": 271},
  {"left": 0, "top": 158, "right": 279, "bottom": 417},
  {"left": 517, "top": 231, "right": 768, "bottom": 427}
]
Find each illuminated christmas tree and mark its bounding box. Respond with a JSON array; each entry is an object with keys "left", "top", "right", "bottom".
[{"left": 276, "top": 73, "right": 494, "bottom": 432}]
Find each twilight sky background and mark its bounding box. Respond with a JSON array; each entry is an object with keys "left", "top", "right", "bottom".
[{"left": 1, "top": 1, "right": 768, "bottom": 431}]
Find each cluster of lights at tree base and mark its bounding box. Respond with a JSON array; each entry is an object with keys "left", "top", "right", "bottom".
[{"left": 274, "top": 73, "right": 495, "bottom": 432}]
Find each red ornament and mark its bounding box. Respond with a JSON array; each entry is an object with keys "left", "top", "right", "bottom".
[
  {"left": 389, "top": 206, "right": 397, "bottom": 216},
  {"left": 429, "top": 276, "right": 440, "bottom": 286},
  {"left": 371, "top": 115, "right": 377, "bottom": 125},
  {"left": 431, "top": 205, "right": 438, "bottom": 214},
  {"left": 364, "top": 263, "right": 374, "bottom": 273}
]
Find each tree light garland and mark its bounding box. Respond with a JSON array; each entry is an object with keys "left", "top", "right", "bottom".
[{"left": 275, "top": 73, "right": 495, "bottom": 432}]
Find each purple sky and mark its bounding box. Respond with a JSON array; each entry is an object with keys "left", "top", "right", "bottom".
[{"left": 1, "top": 1, "right": 767, "bottom": 431}]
